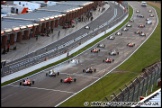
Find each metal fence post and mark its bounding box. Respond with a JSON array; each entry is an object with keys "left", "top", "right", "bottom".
[{"left": 131, "top": 81, "right": 136, "bottom": 101}]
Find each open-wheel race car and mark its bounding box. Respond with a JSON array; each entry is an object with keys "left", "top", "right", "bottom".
[
  {"left": 19, "top": 78, "right": 35, "bottom": 86},
  {"left": 126, "top": 24, "right": 132, "bottom": 27},
  {"left": 127, "top": 43, "right": 135, "bottom": 47},
  {"left": 103, "top": 58, "right": 114, "bottom": 63},
  {"left": 83, "top": 67, "right": 96, "bottom": 73},
  {"left": 107, "top": 36, "right": 115, "bottom": 40},
  {"left": 149, "top": 14, "right": 154, "bottom": 17},
  {"left": 97, "top": 44, "right": 105, "bottom": 48},
  {"left": 122, "top": 27, "right": 129, "bottom": 31},
  {"left": 60, "top": 76, "right": 76, "bottom": 83},
  {"left": 46, "top": 69, "right": 59, "bottom": 77},
  {"left": 138, "top": 24, "right": 145, "bottom": 28},
  {"left": 134, "top": 30, "right": 142, "bottom": 34},
  {"left": 115, "top": 31, "right": 122, "bottom": 36},
  {"left": 139, "top": 32, "right": 146, "bottom": 36},
  {"left": 91, "top": 48, "right": 100, "bottom": 53},
  {"left": 109, "top": 50, "right": 119, "bottom": 56}
]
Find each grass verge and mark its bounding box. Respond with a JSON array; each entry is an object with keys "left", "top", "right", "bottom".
[
  {"left": 1, "top": 6, "right": 133, "bottom": 86},
  {"left": 59, "top": 3, "right": 160, "bottom": 107}
]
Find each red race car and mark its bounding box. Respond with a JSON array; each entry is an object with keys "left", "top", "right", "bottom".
[
  {"left": 127, "top": 43, "right": 135, "bottom": 47},
  {"left": 103, "top": 58, "right": 114, "bottom": 63},
  {"left": 138, "top": 24, "right": 145, "bottom": 28},
  {"left": 91, "top": 48, "right": 100, "bottom": 53},
  {"left": 60, "top": 76, "right": 76, "bottom": 83},
  {"left": 19, "top": 78, "right": 35, "bottom": 86}
]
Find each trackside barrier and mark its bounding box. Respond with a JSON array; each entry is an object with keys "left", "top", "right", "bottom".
[{"left": 1, "top": 2, "right": 128, "bottom": 83}]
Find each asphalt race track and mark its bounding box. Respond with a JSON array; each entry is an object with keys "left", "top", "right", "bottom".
[{"left": 1, "top": 2, "right": 158, "bottom": 107}]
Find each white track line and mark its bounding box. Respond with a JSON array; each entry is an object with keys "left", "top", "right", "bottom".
[{"left": 9, "top": 85, "right": 74, "bottom": 94}]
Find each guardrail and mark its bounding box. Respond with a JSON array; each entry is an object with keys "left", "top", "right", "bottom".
[{"left": 1, "top": 2, "right": 128, "bottom": 80}]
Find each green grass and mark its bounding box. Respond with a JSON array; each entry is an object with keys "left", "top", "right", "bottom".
[
  {"left": 1, "top": 6, "right": 133, "bottom": 86},
  {"left": 59, "top": 4, "right": 161, "bottom": 107}
]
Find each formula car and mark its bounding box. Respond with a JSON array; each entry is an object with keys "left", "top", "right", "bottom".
[
  {"left": 134, "top": 30, "right": 142, "bottom": 34},
  {"left": 107, "top": 36, "right": 115, "bottom": 40},
  {"left": 148, "top": 10, "right": 152, "bottom": 13},
  {"left": 46, "top": 69, "right": 59, "bottom": 77},
  {"left": 126, "top": 24, "right": 132, "bottom": 27},
  {"left": 136, "top": 10, "right": 140, "bottom": 13},
  {"left": 103, "top": 58, "right": 114, "bottom": 63},
  {"left": 91, "top": 48, "right": 100, "bottom": 53},
  {"left": 140, "top": 32, "right": 146, "bottom": 36},
  {"left": 137, "top": 14, "right": 144, "bottom": 18},
  {"left": 109, "top": 50, "right": 119, "bottom": 56},
  {"left": 122, "top": 27, "right": 129, "bottom": 31},
  {"left": 83, "top": 67, "right": 96, "bottom": 73},
  {"left": 129, "top": 19, "right": 134, "bottom": 22},
  {"left": 146, "top": 20, "right": 152, "bottom": 25},
  {"left": 115, "top": 32, "right": 122, "bottom": 36},
  {"left": 127, "top": 43, "right": 135, "bottom": 47},
  {"left": 149, "top": 14, "right": 154, "bottom": 17},
  {"left": 60, "top": 76, "right": 76, "bottom": 83},
  {"left": 138, "top": 24, "right": 145, "bottom": 28},
  {"left": 19, "top": 78, "right": 35, "bottom": 86},
  {"left": 97, "top": 44, "right": 105, "bottom": 48}
]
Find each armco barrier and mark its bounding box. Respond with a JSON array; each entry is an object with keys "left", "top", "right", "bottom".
[{"left": 1, "top": 2, "right": 128, "bottom": 83}]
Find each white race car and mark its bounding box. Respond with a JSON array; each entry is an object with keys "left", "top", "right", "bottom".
[
  {"left": 115, "top": 32, "right": 122, "bottom": 36},
  {"left": 109, "top": 50, "right": 119, "bottom": 56},
  {"left": 46, "top": 69, "right": 59, "bottom": 77},
  {"left": 107, "top": 36, "right": 115, "bottom": 40}
]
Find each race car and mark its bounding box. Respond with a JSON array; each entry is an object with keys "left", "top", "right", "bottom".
[
  {"left": 46, "top": 69, "right": 59, "bottom": 77},
  {"left": 129, "top": 19, "right": 134, "bottom": 22},
  {"left": 138, "top": 24, "right": 145, "bottom": 28},
  {"left": 91, "top": 48, "right": 100, "bottom": 53},
  {"left": 149, "top": 14, "right": 154, "bottom": 17},
  {"left": 83, "top": 67, "right": 96, "bottom": 73},
  {"left": 137, "top": 14, "right": 144, "bottom": 18},
  {"left": 148, "top": 10, "right": 152, "bottom": 13},
  {"left": 107, "top": 36, "right": 115, "bottom": 40},
  {"left": 109, "top": 50, "right": 119, "bottom": 56},
  {"left": 19, "top": 78, "right": 35, "bottom": 86},
  {"left": 140, "top": 32, "right": 146, "bottom": 36},
  {"left": 115, "top": 31, "right": 122, "bottom": 36},
  {"left": 127, "top": 43, "right": 135, "bottom": 47},
  {"left": 103, "top": 58, "right": 114, "bottom": 63},
  {"left": 126, "top": 24, "right": 132, "bottom": 27},
  {"left": 134, "top": 30, "right": 142, "bottom": 34},
  {"left": 136, "top": 10, "right": 140, "bottom": 13},
  {"left": 97, "top": 44, "right": 105, "bottom": 48},
  {"left": 60, "top": 76, "right": 76, "bottom": 83},
  {"left": 122, "top": 27, "right": 129, "bottom": 31}
]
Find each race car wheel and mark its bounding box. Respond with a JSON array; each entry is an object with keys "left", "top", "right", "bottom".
[
  {"left": 74, "top": 78, "right": 76, "bottom": 82},
  {"left": 83, "top": 69, "right": 85, "bottom": 72},
  {"left": 57, "top": 72, "right": 59, "bottom": 76},
  {"left": 117, "top": 52, "right": 119, "bottom": 55},
  {"left": 20, "top": 82, "right": 22, "bottom": 85},
  {"left": 23, "top": 80, "right": 25, "bottom": 82},
  {"left": 60, "top": 79, "right": 63, "bottom": 83},
  {"left": 46, "top": 73, "right": 48, "bottom": 76},
  {"left": 32, "top": 81, "right": 35, "bottom": 84},
  {"left": 94, "top": 69, "right": 96, "bottom": 72}
]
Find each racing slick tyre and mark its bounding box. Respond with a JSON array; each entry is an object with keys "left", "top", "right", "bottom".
[
  {"left": 60, "top": 79, "right": 63, "bottom": 83},
  {"left": 117, "top": 52, "right": 119, "bottom": 55},
  {"left": 57, "top": 72, "right": 59, "bottom": 76},
  {"left": 94, "top": 69, "right": 96, "bottom": 72},
  {"left": 83, "top": 69, "right": 85, "bottom": 72},
  {"left": 74, "top": 78, "right": 76, "bottom": 82},
  {"left": 46, "top": 73, "right": 48, "bottom": 76},
  {"left": 32, "top": 81, "right": 35, "bottom": 84},
  {"left": 23, "top": 80, "right": 25, "bottom": 82},
  {"left": 20, "top": 82, "right": 22, "bottom": 85}
]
